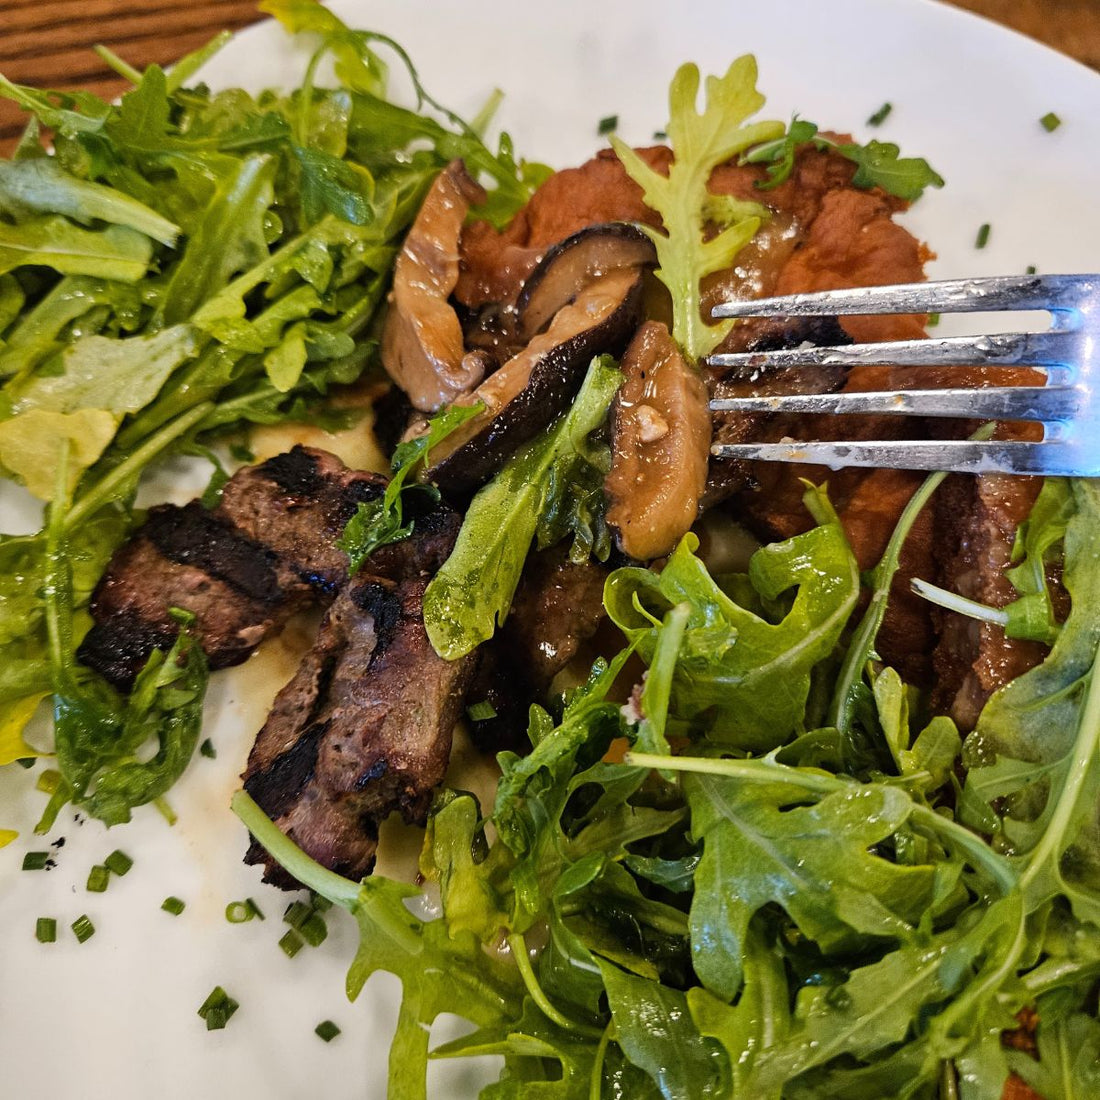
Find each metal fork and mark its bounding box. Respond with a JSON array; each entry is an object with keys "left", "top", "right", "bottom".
[{"left": 707, "top": 274, "right": 1099, "bottom": 476}]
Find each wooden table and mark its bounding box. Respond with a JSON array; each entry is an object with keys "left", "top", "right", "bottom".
[{"left": 1, "top": 0, "right": 1098, "bottom": 153}]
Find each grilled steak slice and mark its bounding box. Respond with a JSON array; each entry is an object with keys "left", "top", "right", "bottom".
[
  {"left": 79, "top": 504, "right": 285, "bottom": 688},
  {"left": 243, "top": 575, "right": 478, "bottom": 885},
  {"left": 78, "top": 446, "right": 460, "bottom": 689},
  {"left": 931, "top": 473, "right": 1048, "bottom": 730},
  {"left": 466, "top": 545, "right": 609, "bottom": 750},
  {"left": 217, "top": 446, "right": 459, "bottom": 594}
]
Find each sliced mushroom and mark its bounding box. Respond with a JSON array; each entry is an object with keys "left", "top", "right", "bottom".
[
  {"left": 516, "top": 222, "right": 656, "bottom": 343},
  {"left": 605, "top": 320, "right": 711, "bottom": 561},
  {"left": 426, "top": 266, "right": 645, "bottom": 493},
  {"left": 380, "top": 160, "right": 488, "bottom": 412}
]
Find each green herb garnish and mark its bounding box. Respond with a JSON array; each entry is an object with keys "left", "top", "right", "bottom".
[
  {"left": 86, "top": 864, "right": 109, "bottom": 892},
  {"left": 742, "top": 116, "right": 944, "bottom": 202},
  {"left": 161, "top": 896, "right": 185, "bottom": 915},
  {"left": 867, "top": 101, "right": 893, "bottom": 126},
  {"left": 315, "top": 1020, "right": 341, "bottom": 1042},
  {"left": 35, "top": 917, "right": 56, "bottom": 943},
  {"left": 71, "top": 914, "right": 95, "bottom": 943},
  {"left": 612, "top": 57, "right": 781, "bottom": 360},
  {"left": 1040, "top": 111, "right": 1063, "bottom": 132}
]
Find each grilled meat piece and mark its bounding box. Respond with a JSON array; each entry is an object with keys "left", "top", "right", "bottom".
[
  {"left": 466, "top": 544, "right": 609, "bottom": 750},
  {"left": 78, "top": 503, "right": 286, "bottom": 688},
  {"left": 243, "top": 575, "right": 477, "bottom": 885},
  {"left": 78, "top": 446, "right": 459, "bottom": 688},
  {"left": 704, "top": 315, "right": 852, "bottom": 509},
  {"left": 931, "top": 473, "right": 1048, "bottom": 730}
]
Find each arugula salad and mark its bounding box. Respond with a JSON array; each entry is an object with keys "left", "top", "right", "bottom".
[{"left": 2, "top": 3, "right": 1098, "bottom": 1099}]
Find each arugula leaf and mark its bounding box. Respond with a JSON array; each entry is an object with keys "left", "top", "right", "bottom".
[
  {"left": 1007, "top": 1010, "right": 1100, "bottom": 1099},
  {"left": 0, "top": 218, "right": 153, "bottom": 281},
  {"left": 685, "top": 770, "right": 937, "bottom": 999},
  {"left": 338, "top": 401, "right": 483, "bottom": 575},
  {"left": 0, "top": 159, "right": 179, "bottom": 245},
  {"left": 687, "top": 923, "right": 789, "bottom": 1100},
  {"left": 611, "top": 58, "right": 782, "bottom": 360},
  {"left": 56, "top": 617, "right": 208, "bottom": 826},
  {"left": 961, "top": 480, "right": 1100, "bottom": 923},
  {"left": 741, "top": 117, "right": 944, "bottom": 202},
  {"left": 598, "top": 959, "right": 724, "bottom": 1100},
  {"left": 423, "top": 357, "right": 622, "bottom": 660},
  {"left": 1003, "top": 476, "right": 1073, "bottom": 644},
  {"left": 606, "top": 493, "right": 859, "bottom": 749}
]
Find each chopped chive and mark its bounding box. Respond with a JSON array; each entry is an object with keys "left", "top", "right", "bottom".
[
  {"left": 36, "top": 917, "right": 57, "bottom": 943},
  {"left": 154, "top": 796, "right": 177, "bottom": 826},
  {"left": 926, "top": 312, "right": 941, "bottom": 328},
  {"left": 162, "top": 896, "right": 186, "bottom": 915},
  {"left": 867, "top": 102, "right": 893, "bottom": 127},
  {"left": 315, "top": 1020, "right": 341, "bottom": 1042},
  {"left": 309, "top": 893, "right": 333, "bottom": 914},
  {"left": 86, "top": 865, "right": 110, "bottom": 893},
  {"left": 22, "top": 851, "right": 49, "bottom": 871},
  {"left": 199, "top": 738, "right": 217, "bottom": 759},
  {"left": 279, "top": 929, "right": 305, "bottom": 958},
  {"left": 283, "top": 900, "right": 311, "bottom": 930},
  {"left": 71, "top": 914, "right": 95, "bottom": 943},
  {"left": 226, "top": 898, "right": 264, "bottom": 924},
  {"left": 35, "top": 769, "right": 61, "bottom": 795},
  {"left": 466, "top": 700, "right": 497, "bottom": 722},
  {"left": 1040, "top": 111, "right": 1062, "bottom": 132},
  {"left": 1026, "top": 264, "right": 1038, "bottom": 275},
  {"left": 198, "top": 986, "right": 239, "bottom": 1030},
  {"left": 597, "top": 114, "right": 619, "bottom": 136},
  {"left": 299, "top": 912, "right": 328, "bottom": 947},
  {"left": 975, "top": 223, "right": 991, "bottom": 249},
  {"left": 104, "top": 849, "right": 133, "bottom": 876}
]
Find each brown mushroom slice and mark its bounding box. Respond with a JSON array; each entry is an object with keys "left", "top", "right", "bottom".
[
  {"left": 426, "top": 266, "right": 644, "bottom": 493},
  {"left": 606, "top": 320, "right": 711, "bottom": 561},
  {"left": 381, "top": 160, "right": 488, "bottom": 412},
  {"left": 516, "top": 222, "right": 656, "bottom": 343}
]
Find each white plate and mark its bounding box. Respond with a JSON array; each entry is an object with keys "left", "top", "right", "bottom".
[{"left": 2, "top": 2, "right": 1100, "bottom": 1097}]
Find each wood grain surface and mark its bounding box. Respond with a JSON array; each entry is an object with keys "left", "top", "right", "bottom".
[{"left": 1, "top": 0, "right": 1098, "bottom": 153}]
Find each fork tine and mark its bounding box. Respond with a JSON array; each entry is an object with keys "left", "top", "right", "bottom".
[
  {"left": 709, "top": 385, "right": 1080, "bottom": 422},
  {"left": 711, "top": 274, "right": 1096, "bottom": 320},
  {"left": 707, "top": 331, "right": 1076, "bottom": 371},
  {"left": 709, "top": 439, "right": 1087, "bottom": 476}
]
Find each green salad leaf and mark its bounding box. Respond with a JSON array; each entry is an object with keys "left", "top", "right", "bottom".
[
  {"left": 611, "top": 58, "right": 782, "bottom": 361},
  {"left": 423, "top": 357, "right": 622, "bottom": 660},
  {"left": 338, "top": 401, "right": 483, "bottom": 575},
  {"left": 741, "top": 117, "right": 945, "bottom": 202},
  {"left": 605, "top": 488, "right": 859, "bottom": 749}
]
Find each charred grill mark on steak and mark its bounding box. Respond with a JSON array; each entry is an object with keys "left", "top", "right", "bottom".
[
  {"left": 78, "top": 445, "right": 460, "bottom": 690},
  {"left": 243, "top": 575, "right": 477, "bottom": 886},
  {"left": 143, "top": 503, "right": 281, "bottom": 603}
]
